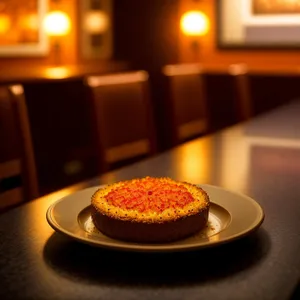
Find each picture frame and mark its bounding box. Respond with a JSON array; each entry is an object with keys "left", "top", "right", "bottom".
[
  {"left": 216, "top": 0, "right": 300, "bottom": 49},
  {"left": 0, "top": 0, "right": 48, "bottom": 56},
  {"left": 79, "top": 0, "right": 113, "bottom": 59}
]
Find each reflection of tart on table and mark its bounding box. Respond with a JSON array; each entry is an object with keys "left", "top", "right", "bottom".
[{"left": 91, "top": 177, "right": 210, "bottom": 243}]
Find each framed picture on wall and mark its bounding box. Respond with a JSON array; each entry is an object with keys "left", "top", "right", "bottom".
[
  {"left": 79, "top": 0, "right": 113, "bottom": 59},
  {"left": 217, "top": 0, "right": 300, "bottom": 48},
  {"left": 0, "top": 0, "right": 48, "bottom": 56}
]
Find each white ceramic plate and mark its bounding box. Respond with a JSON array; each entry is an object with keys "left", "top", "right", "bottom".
[{"left": 46, "top": 184, "right": 264, "bottom": 252}]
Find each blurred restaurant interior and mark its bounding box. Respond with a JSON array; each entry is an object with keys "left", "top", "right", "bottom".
[{"left": 2, "top": 0, "right": 300, "bottom": 211}]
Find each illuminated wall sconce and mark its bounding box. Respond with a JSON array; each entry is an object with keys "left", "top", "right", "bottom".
[
  {"left": 0, "top": 14, "right": 11, "bottom": 34},
  {"left": 44, "top": 66, "right": 70, "bottom": 79},
  {"left": 43, "top": 10, "right": 71, "bottom": 64},
  {"left": 44, "top": 11, "right": 71, "bottom": 36},
  {"left": 84, "top": 10, "right": 110, "bottom": 34},
  {"left": 180, "top": 10, "right": 209, "bottom": 52},
  {"left": 80, "top": 0, "right": 113, "bottom": 60}
]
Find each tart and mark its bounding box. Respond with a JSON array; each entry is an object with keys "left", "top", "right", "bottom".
[{"left": 91, "top": 177, "right": 210, "bottom": 243}]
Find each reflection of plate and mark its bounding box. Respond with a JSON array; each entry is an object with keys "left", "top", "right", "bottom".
[{"left": 46, "top": 184, "right": 264, "bottom": 252}]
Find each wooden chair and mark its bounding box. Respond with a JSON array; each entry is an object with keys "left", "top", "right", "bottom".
[
  {"left": 0, "top": 85, "right": 38, "bottom": 212},
  {"left": 85, "top": 71, "right": 157, "bottom": 172},
  {"left": 246, "top": 71, "right": 300, "bottom": 117},
  {"left": 227, "top": 64, "right": 252, "bottom": 121},
  {"left": 162, "top": 63, "right": 209, "bottom": 146},
  {"left": 229, "top": 65, "right": 300, "bottom": 120},
  {"left": 202, "top": 64, "right": 250, "bottom": 131},
  {"left": 24, "top": 79, "right": 99, "bottom": 195}
]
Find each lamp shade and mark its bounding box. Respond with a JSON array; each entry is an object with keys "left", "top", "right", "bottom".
[
  {"left": 44, "top": 11, "right": 71, "bottom": 36},
  {"left": 84, "top": 11, "right": 109, "bottom": 34},
  {"left": 180, "top": 11, "right": 209, "bottom": 36}
]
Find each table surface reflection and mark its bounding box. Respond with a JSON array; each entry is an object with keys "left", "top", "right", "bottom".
[{"left": 1, "top": 101, "right": 300, "bottom": 300}]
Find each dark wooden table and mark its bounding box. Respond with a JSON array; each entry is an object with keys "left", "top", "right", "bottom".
[{"left": 1, "top": 101, "right": 300, "bottom": 300}]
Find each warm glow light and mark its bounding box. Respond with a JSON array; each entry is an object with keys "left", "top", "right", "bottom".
[
  {"left": 175, "top": 139, "right": 212, "bottom": 184},
  {"left": 163, "top": 63, "right": 202, "bottom": 76},
  {"left": 44, "top": 67, "right": 70, "bottom": 79},
  {"left": 84, "top": 10, "right": 109, "bottom": 33},
  {"left": 9, "top": 85, "right": 24, "bottom": 96},
  {"left": 87, "top": 71, "right": 149, "bottom": 87},
  {"left": 209, "top": 234, "right": 220, "bottom": 242},
  {"left": 228, "top": 63, "right": 248, "bottom": 75},
  {"left": 220, "top": 127, "right": 250, "bottom": 191},
  {"left": 44, "top": 11, "right": 71, "bottom": 36},
  {"left": 0, "top": 14, "right": 10, "bottom": 34},
  {"left": 180, "top": 11, "right": 209, "bottom": 36}
]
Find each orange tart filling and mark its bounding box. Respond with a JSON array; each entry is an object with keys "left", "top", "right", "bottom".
[
  {"left": 91, "top": 177, "right": 209, "bottom": 224},
  {"left": 105, "top": 177, "right": 194, "bottom": 213}
]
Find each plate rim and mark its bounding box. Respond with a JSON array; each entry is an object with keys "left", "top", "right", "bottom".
[{"left": 46, "top": 184, "right": 265, "bottom": 252}]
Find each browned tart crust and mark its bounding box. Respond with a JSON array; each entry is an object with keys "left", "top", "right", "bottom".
[{"left": 91, "top": 177, "right": 210, "bottom": 243}]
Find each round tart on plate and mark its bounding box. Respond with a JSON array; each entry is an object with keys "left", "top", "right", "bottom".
[{"left": 91, "top": 176, "right": 210, "bottom": 243}]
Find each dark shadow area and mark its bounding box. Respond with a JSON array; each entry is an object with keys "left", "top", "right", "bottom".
[
  {"left": 290, "top": 282, "right": 300, "bottom": 300},
  {"left": 43, "top": 228, "right": 270, "bottom": 287}
]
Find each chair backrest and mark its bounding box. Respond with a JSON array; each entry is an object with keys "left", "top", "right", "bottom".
[
  {"left": 246, "top": 71, "right": 300, "bottom": 116},
  {"left": 163, "top": 63, "right": 209, "bottom": 146},
  {"left": 203, "top": 63, "right": 251, "bottom": 130},
  {"left": 86, "top": 71, "right": 157, "bottom": 171},
  {"left": 0, "top": 85, "right": 38, "bottom": 211},
  {"left": 228, "top": 64, "right": 252, "bottom": 121},
  {"left": 24, "top": 79, "right": 99, "bottom": 195}
]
